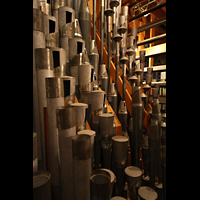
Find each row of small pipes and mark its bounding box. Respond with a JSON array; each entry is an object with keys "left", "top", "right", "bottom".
[{"left": 33, "top": 0, "right": 166, "bottom": 200}]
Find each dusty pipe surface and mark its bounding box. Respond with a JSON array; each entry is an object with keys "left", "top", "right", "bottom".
[
  {"left": 35, "top": 48, "right": 54, "bottom": 170},
  {"left": 56, "top": 106, "right": 76, "bottom": 200},
  {"left": 72, "top": 134, "right": 92, "bottom": 200},
  {"left": 33, "top": 170, "right": 51, "bottom": 200},
  {"left": 46, "top": 77, "right": 64, "bottom": 200}
]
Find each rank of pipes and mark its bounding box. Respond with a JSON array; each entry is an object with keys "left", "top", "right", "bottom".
[{"left": 33, "top": 0, "right": 166, "bottom": 200}]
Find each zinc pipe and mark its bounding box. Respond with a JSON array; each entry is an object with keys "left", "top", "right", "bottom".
[
  {"left": 56, "top": 106, "right": 76, "bottom": 200},
  {"left": 45, "top": 77, "right": 64, "bottom": 200},
  {"left": 33, "top": 132, "right": 38, "bottom": 172}
]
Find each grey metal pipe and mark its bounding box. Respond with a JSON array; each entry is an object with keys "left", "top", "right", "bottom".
[
  {"left": 72, "top": 134, "right": 92, "bottom": 200},
  {"left": 131, "top": 80, "right": 143, "bottom": 167},
  {"left": 38, "top": 0, "right": 51, "bottom": 15},
  {"left": 112, "top": 136, "right": 129, "bottom": 196},
  {"left": 60, "top": 76, "right": 75, "bottom": 105},
  {"left": 77, "top": 130, "right": 96, "bottom": 168},
  {"left": 74, "top": 0, "right": 81, "bottom": 19},
  {"left": 125, "top": 166, "right": 142, "bottom": 200},
  {"left": 99, "top": 64, "right": 108, "bottom": 98},
  {"left": 118, "top": 100, "right": 128, "bottom": 136},
  {"left": 108, "top": 83, "right": 117, "bottom": 115},
  {"left": 33, "top": 170, "right": 51, "bottom": 200},
  {"left": 91, "top": 90, "right": 105, "bottom": 169},
  {"left": 45, "top": 77, "right": 64, "bottom": 200},
  {"left": 93, "top": 0, "right": 97, "bottom": 40},
  {"left": 99, "top": 113, "right": 114, "bottom": 169},
  {"left": 101, "top": 168, "right": 116, "bottom": 198},
  {"left": 79, "top": 0, "right": 91, "bottom": 53},
  {"left": 90, "top": 169, "right": 111, "bottom": 200},
  {"left": 104, "top": 7, "right": 114, "bottom": 88},
  {"left": 33, "top": 8, "right": 46, "bottom": 170},
  {"left": 58, "top": 6, "right": 75, "bottom": 29},
  {"left": 44, "top": 14, "right": 59, "bottom": 48},
  {"left": 100, "top": 0, "right": 105, "bottom": 65},
  {"left": 56, "top": 106, "right": 76, "bottom": 200},
  {"left": 126, "top": 48, "right": 134, "bottom": 79},
  {"left": 71, "top": 103, "right": 88, "bottom": 131},
  {"left": 110, "top": 0, "right": 119, "bottom": 61},
  {"left": 52, "top": 0, "right": 67, "bottom": 20},
  {"left": 139, "top": 50, "right": 146, "bottom": 84},
  {"left": 33, "top": 132, "right": 38, "bottom": 172},
  {"left": 35, "top": 48, "right": 54, "bottom": 170},
  {"left": 78, "top": 63, "right": 92, "bottom": 92}
]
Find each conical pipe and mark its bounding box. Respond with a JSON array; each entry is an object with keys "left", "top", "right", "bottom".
[
  {"left": 108, "top": 83, "right": 117, "bottom": 115},
  {"left": 125, "top": 166, "right": 142, "bottom": 200},
  {"left": 56, "top": 106, "right": 76, "bottom": 200},
  {"left": 90, "top": 169, "right": 111, "bottom": 200},
  {"left": 118, "top": 100, "right": 128, "bottom": 136},
  {"left": 99, "top": 64, "right": 108, "bottom": 98}
]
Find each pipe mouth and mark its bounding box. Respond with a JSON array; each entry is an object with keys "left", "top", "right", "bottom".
[
  {"left": 77, "top": 130, "right": 96, "bottom": 137},
  {"left": 112, "top": 136, "right": 129, "bottom": 143},
  {"left": 138, "top": 186, "right": 158, "bottom": 200},
  {"left": 90, "top": 169, "right": 111, "bottom": 185},
  {"left": 33, "top": 170, "right": 51, "bottom": 189}
]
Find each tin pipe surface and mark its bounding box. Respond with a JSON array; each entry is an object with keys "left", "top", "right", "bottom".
[
  {"left": 33, "top": 170, "right": 51, "bottom": 200},
  {"left": 93, "top": 0, "right": 97, "bottom": 40},
  {"left": 79, "top": 0, "right": 91, "bottom": 53},
  {"left": 112, "top": 136, "right": 129, "bottom": 196},
  {"left": 46, "top": 77, "right": 64, "bottom": 200},
  {"left": 33, "top": 8, "right": 46, "bottom": 170},
  {"left": 108, "top": 83, "right": 117, "bottom": 115},
  {"left": 72, "top": 134, "right": 92, "bottom": 200},
  {"left": 56, "top": 106, "right": 76, "bottom": 200},
  {"left": 100, "top": 0, "right": 104, "bottom": 65},
  {"left": 36, "top": 48, "right": 54, "bottom": 170}
]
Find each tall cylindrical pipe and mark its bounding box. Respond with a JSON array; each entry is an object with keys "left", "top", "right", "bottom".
[
  {"left": 45, "top": 77, "right": 64, "bottom": 200},
  {"left": 79, "top": 0, "right": 91, "bottom": 53},
  {"left": 131, "top": 80, "right": 143, "bottom": 167},
  {"left": 104, "top": 7, "right": 114, "bottom": 88},
  {"left": 118, "top": 100, "right": 128, "bottom": 136},
  {"left": 100, "top": 0, "right": 105, "bottom": 64},
  {"left": 93, "top": 0, "right": 97, "bottom": 40},
  {"left": 139, "top": 50, "right": 146, "bottom": 84},
  {"left": 91, "top": 90, "right": 105, "bottom": 169},
  {"left": 112, "top": 136, "right": 129, "bottom": 196},
  {"left": 110, "top": 0, "right": 119, "bottom": 62},
  {"left": 72, "top": 134, "right": 92, "bottom": 200},
  {"left": 90, "top": 169, "right": 111, "bottom": 200},
  {"left": 56, "top": 106, "right": 76, "bottom": 200},
  {"left": 99, "top": 113, "right": 114, "bottom": 169},
  {"left": 33, "top": 132, "right": 38, "bottom": 172},
  {"left": 33, "top": 170, "right": 51, "bottom": 200},
  {"left": 35, "top": 48, "right": 54, "bottom": 170},
  {"left": 71, "top": 103, "right": 88, "bottom": 131},
  {"left": 33, "top": 8, "right": 45, "bottom": 169}
]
